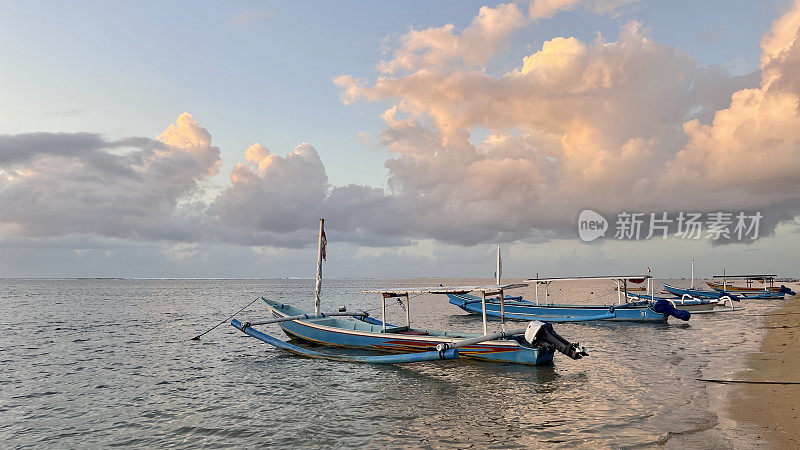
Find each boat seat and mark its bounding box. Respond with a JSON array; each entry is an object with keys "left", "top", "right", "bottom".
[{"left": 384, "top": 326, "right": 429, "bottom": 336}]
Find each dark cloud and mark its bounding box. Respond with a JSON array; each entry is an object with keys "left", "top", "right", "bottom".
[{"left": 0, "top": 113, "right": 220, "bottom": 240}]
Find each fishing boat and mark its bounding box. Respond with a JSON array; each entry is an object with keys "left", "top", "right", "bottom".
[
  {"left": 706, "top": 274, "right": 795, "bottom": 297},
  {"left": 673, "top": 262, "right": 793, "bottom": 299},
  {"left": 452, "top": 254, "right": 693, "bottom": 323},
  {"left": 705, "top": 281, "right": 781, "bottom": 292},
  {"left": 230, "top": 220, "right": 588, "bottom": 365},
  {"left": 662, "top": 283, "right": 787, "bottom": 300},
  {"left": 447, "top": 249, "right": 688, "bottom": 323},
  {"left": 449, "top": 276, "right": 693, "bottom": 323}
]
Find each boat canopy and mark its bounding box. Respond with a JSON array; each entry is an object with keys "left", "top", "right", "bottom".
[
  {"left": 363, "top": 283, "right": 528, "bottom": 336},
  {"left": 711, "top": 274, "right": 777, "bottom": 280},
  {"left": 522, "top": 275, "right": 654, "bottom": 306},
  {"left": 524, "top": 275, "right": 651, "bottom": 283},
  {"left": 363, "top": 283, "right": 528, "bottom": 296}
]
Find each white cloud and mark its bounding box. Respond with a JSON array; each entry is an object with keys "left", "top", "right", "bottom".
[
  {"left": 376, "top": 3, "right": 526, "bottom": 74},
  {"left": 528, "top": 0, "right": 640, "bottom": 19}
]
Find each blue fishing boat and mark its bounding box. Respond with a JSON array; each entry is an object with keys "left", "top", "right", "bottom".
[
  {"left": 243, "top": 294, "right": 581, "bottom": 365},
  {"left": 447, "top": 250, "right": 685, "bottom": 323},
  {"left": 448, "top": 292, "right": 668, "bottom": 322},
  {"left": 662, "top": 283, "right": 733, "bottom": 299},
  {"left": 229, "top": 220, "right": 588, "bottom": 366},
  {"left": 448, "top": 270, "right": 690, "bottom": 323},
  {"left": 662, "top": 283, "right": 785, "bottom": 300}
]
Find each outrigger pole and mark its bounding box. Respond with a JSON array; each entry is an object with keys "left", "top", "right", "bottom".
[
  {"left": 239, "top": 310, "right": 370, "bottom": 327},
  {"left": 232, "top": 319, "right": 459, "bottom": 364}
]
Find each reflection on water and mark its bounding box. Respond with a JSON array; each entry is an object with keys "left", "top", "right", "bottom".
[{"left": 0, "top": 278, "right": 777, "bottom": 447}]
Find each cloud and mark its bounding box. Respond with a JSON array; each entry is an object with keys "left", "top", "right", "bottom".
[
  {"left": 335, "top": 14, "right": 769, "bottom": 244},
  {"left": 4, "top": 1, "right": 800, "bottom": 258},
  {"left": 376, "top": 3, "right": 526, "bottom": 74},
  {"left": 0, "top": 113, "right": 220, "bottom": 240},
  {"left": 659, "top": 0, "right": 800, "bottom": 214},
  {"left": 528, "top": 0, "right": 640, "bottom": 20}
]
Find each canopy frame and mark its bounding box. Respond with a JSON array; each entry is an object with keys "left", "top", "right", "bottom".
[
  {"left": 363, "top": 283, "right": 528, "bottom": 336},
  {"left": 712, "top": 274, "right": 777, "bottom": 290},
  {"left": 523, "top": 275, "right": 653, "bottom": 305}
]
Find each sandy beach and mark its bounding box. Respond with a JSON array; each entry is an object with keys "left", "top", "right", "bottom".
[{"left": 732, "top": 291, "right": 800, "bottom": 448}]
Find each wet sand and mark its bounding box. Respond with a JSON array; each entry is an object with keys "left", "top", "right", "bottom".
[{"left": 731, "top": 292, "right": 800, "bottom": 448}]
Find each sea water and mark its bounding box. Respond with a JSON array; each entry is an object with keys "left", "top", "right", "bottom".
[{"left": 0, "top": 278, "right": 777, "bottom": 448}]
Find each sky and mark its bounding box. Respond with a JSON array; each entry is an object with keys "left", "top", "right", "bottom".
[{"left": 1, "top": 0, "right": 799, "bottom": 279}]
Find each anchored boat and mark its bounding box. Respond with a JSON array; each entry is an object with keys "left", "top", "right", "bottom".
[
  {"left": 664, "top": 262, "right": 792, "bottom": 300},
  {"left": 230, "top": 220, "right": 587, "bottom": 365},
  {"left": 449, "top": 274, "right": 690, "bottom": 323}
]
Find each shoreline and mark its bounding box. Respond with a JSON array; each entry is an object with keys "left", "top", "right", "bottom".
[{"left": 731, "top": 292, "right": 800, "bottom": 448}]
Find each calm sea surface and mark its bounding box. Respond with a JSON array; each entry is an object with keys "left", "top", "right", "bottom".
[{"left": 0, "top": 278, "right": 781, "bottom": 448}]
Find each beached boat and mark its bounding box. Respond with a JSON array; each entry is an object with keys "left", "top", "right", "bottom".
[
  {"left": 663, "top": 263, "right": 790, "bottom": 300},
  {"left": 663, "top": 283, "right": 787, "bottom": 300},
  {"left": 662, "top": 283, "right": 733, "bottom": 299},
  {"left": 705, "top": 281, "right": 781, "bottom": 292},
  {"left": 230, "top": 220, "right": 588, "bottom": 365},
  {"left": 706, "top": 274, "right": 795, "bottom": 297}
]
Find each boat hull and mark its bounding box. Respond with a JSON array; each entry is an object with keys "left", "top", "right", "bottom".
[
  {"left": 664, "top": 283, "right": 784, "bottom": 300},
  {"left": 262, "top": 298, "right": 555, "bottom": 365},
  {"left": 447, "top": 294, "right": 667, "bottom": 323},
  {"left": 704, "top": 282, "right": 786, "bottom": 298},
  {"left": 706, "top": 281, "right": 779, "bottom": 292},
  {"left": 626, "top": 293, "right": 736, "bottom": 313}
]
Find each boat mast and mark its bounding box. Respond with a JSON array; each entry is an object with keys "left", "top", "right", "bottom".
[
  {"left": 723, "top": 268, "right": 726, "bottom": 291},
  {"left": 314, "top": 218, "right": 324, "bottom": 315},
  {"left": 496, "top": 245, "right": 502, "bottom": 285},
  {"left": 691, "top": 259, "right": 695, "bottom": 289}
]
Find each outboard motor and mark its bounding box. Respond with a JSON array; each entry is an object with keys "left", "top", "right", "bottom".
[
  {"left": 779, "top": 285, "right": 797, "bottom": 296},
  {"left": 652, "top": 299, "right": 691, "bottom": 321},
  {"left": 523, "top": 321, "right": 588, "bottom": 360}
]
